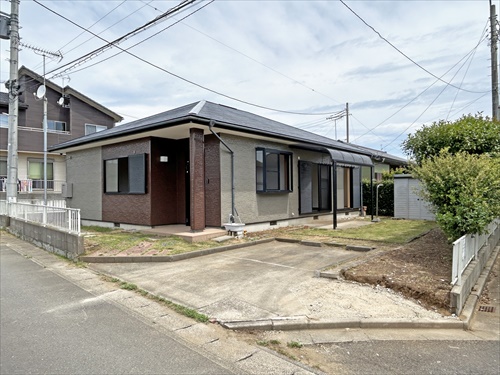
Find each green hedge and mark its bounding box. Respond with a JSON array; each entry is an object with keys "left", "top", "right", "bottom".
[{"left": 362, "top": 180, "right": 394, "bottom": 217}]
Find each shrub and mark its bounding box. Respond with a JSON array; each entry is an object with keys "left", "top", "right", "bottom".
[
  {"left": 363, "top": 180, "right": 394, "bottom": 216},
  {"left": 402, "top": 114, "right": 500, "bottom": 164},
  {"left": 412, "top": 150, "right": 500, "bottom": 240}
]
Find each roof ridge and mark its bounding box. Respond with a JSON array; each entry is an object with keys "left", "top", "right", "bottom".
[{"left": 189, "top": 100, "right": 206, "bottom": 115}]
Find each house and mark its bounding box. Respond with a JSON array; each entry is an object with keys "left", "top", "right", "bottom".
[
  {"left": 0, "top": 66, "right": 122, "bottom": 198},
  {"left": 50, "top": 100, "right": 404, "bottom": 232}
]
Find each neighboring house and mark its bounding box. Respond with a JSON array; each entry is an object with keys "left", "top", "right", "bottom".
[
  {"left": 350, "top": 144, "right": 407, "bottom": 181},
  {"left": 50, "top": 100, "right": 404, "bottom": 232},
  {"left": 0, "top": 66, "right": 122, "bottom": 197}
]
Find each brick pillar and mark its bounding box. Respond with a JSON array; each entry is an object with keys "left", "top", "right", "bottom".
[{"left": 189, "top": 128, "right": 205, "bottom": 231}]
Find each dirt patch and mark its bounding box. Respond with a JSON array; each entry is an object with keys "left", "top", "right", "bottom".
[{"left": 342, "top": 228, "right": 453, "bottom": 314}]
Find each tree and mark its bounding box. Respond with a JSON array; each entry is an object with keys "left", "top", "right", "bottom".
[
  {"left": 412, "top": 150, "right": 500, "bottom": 241},
  {"left": 402, "top": 114, "right": 500, "bottom": 164}
]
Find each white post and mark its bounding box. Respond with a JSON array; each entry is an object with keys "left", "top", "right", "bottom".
[{"left": 43, "top": 96, "right": 47, "bottom": 206}]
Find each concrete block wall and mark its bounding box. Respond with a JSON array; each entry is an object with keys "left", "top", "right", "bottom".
[
  {"left": 0, "top": 215, "right": 10, "bottom": 228},
  {"left": 450, "top": 223, "right": 500, "bottom": 315},
  {"left": 3, "top": 216, "right": 84, "bottom": 260}
]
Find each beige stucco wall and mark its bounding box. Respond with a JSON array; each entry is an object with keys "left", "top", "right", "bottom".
[
  {"left": 1, "top": 151, "right": 66, "bottom": 182},
  {"left": 362, "top": 163, "right": 388, "bottom": 180},
  {"left": 219, "top": 134, "right": 333, "bottom": 225}
]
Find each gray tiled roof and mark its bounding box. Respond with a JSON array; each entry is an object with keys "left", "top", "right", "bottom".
[{"left": 49, "top": 100, "right": 387, "bottom": 159}]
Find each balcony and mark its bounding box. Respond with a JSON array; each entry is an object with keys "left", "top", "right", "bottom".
[{"left": 0, "top": 179, "right": 65, "bottom": 194}]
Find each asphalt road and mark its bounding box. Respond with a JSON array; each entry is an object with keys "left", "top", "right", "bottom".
[
  {"left": 313, "top": 340, "right": 500, "bottom": 374},
  {"left": 0, "top": 247, "right": 235, "bottom": 375}
]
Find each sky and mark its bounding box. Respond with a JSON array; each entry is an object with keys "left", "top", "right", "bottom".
[{"left": 0, "top": 0, "right": 497, "bottom": 158}]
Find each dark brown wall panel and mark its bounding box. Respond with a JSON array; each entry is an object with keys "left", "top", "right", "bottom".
[
  {"left": 102, "top": 138, "right": 152, "bottom": 225},
  {"left": 204, "top": 134, "right": 221, "bottom": 227}
]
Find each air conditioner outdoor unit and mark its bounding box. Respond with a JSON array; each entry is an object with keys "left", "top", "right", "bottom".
[{"left": 61, "top": 182, "right": 73, "bottom": 198}]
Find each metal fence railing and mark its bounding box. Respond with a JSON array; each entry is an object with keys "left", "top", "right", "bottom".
[
  {"left": 0, "top": 200, "right": 80, "bottom": 234},
  {"left": 452, "top": 219, "right": 500, "bottom": 286},
  {"left": 0, "top": 179, "right": 65, "bottom": 193}
]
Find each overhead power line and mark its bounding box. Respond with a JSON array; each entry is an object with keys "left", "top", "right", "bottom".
[
  {"left": 141, "top": 0, "right": 344, "bottom": 106},
  {"left": 339, "top": 0, "right": 489, "bottom": 94},
  {"left": 33, "top": 0, "right": 199, "bottom": 79},
  {"left": 382, "top": 45, "right": 487, "bottom": 150},
  {"left": 58, "top": 0, "right": 128, "bottom": 54},
  {"left": 33, "top": 0, "right": 344, "bottom": 116},
  {"left": 351, "top": 31, "right": 489, "bottom": 143},
  {"left": 445, "top": 20, "right": 489, "bottom": 119}
]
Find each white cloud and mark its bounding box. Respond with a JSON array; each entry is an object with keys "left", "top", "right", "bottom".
[{"left": 0, "top": 0, "right": 495, "bottom": 158}]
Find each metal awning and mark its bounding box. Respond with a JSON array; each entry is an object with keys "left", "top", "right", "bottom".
[
  {"left": 290, "top": 143, "right": 373, "bottom": 167},
  {"left": 327, "top": 148, "right": 373, "bottom": 167}
]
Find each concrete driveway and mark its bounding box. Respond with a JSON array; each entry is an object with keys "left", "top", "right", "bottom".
[{"left": 89, "top": 241, "right": 447, "bottom": 323}]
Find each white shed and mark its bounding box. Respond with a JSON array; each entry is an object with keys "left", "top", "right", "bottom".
[{"left": 394, "top": 175, "right": 435, "bottom": 220}]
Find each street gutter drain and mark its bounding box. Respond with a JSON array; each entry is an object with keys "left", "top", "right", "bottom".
[{"left": 478, "top": 305, "right": 495, "bottom": 313}]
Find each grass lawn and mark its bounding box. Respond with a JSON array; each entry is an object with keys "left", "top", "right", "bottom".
[
  {"left": 82, "top": 226, "right": 233, "bottom": 256},
  {"left": 262, "top": 219, "right": 437, "bottom": 244},
  {"left": 332, "top": 219, "right": 437, "bottom": 243},
  {"left": 83, "top": 219, "right": 437, "bottom": 256}
]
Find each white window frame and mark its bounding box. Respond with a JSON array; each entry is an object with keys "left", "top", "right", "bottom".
[
  {"left": 47, "top": 119, "right": 68, "bottom": 132},
  {"left": 85, "top": 123, "right": 107, "bottom": 135}
]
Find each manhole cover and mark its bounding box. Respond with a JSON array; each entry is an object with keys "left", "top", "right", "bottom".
[{"left": 478, "top": 305, "right": 495, "bottom": 313}]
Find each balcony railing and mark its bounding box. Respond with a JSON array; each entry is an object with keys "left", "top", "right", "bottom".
[{"left": 0, "top": 179, "right": 65, "bottom": 193}]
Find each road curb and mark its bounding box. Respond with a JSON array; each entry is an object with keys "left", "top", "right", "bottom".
[
  {"left": 219, "top": 317, "right": 465, "bottom": 331},
  {"left": 80, "top": 238, "right": 275, "bottom": 263}
]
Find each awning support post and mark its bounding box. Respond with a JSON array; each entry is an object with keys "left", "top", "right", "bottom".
[
  {"left": 370, "top": 166, "right": 374, "bottom": 221},
  {"left": 333, "top": 161, "right": 337, "bottom": 229}
]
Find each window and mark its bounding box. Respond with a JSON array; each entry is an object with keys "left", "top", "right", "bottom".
[
  {"left": 28, "top": 158, "right": 54, "bottom": 189},
  {"left": 47, "top": 120, "right": 68, "bottom": 132},
  {"left": 104, "top": 154, "right": 146, "bottom": 194},
  {"left": 299, "top": 162, "right": 331, "bottom": 214},
  {"left": 0, "top": 113, "right": 8, "bottom": 128},
  {"left": 256, "top": 148, "right": 292, "bottom": 192},
  {"left": 0, "top": 157, "right": 6, "bottom": 177},
  {"left": 86, "top": 124, "right": 107, "bottom": 135}
]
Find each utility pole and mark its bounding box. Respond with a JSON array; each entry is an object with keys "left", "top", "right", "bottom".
[
  {"left": 491, "top": 1, "right": 499, "bottom": 120},
  {"left": 5, "top": 0, "right": 20, "bottom": 203},
  {"left": 345, "top": 102, "right": 350, "bottom": 143}
]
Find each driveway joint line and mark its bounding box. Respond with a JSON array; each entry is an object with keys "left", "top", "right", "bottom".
[{"left": 218, "top": 254, "right": 315, "bottom": 271}]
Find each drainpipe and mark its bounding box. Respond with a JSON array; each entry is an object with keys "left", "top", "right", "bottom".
[{"left": 208, "top": 120, "right": 235, "bottom": 218}]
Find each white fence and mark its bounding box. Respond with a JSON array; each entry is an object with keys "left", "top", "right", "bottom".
[
  {"left": 452, "top": 219, "right": 500, "bottom": 286},
  {"left": 0, "top": 200, "right": 80, "bottom": 234}
]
